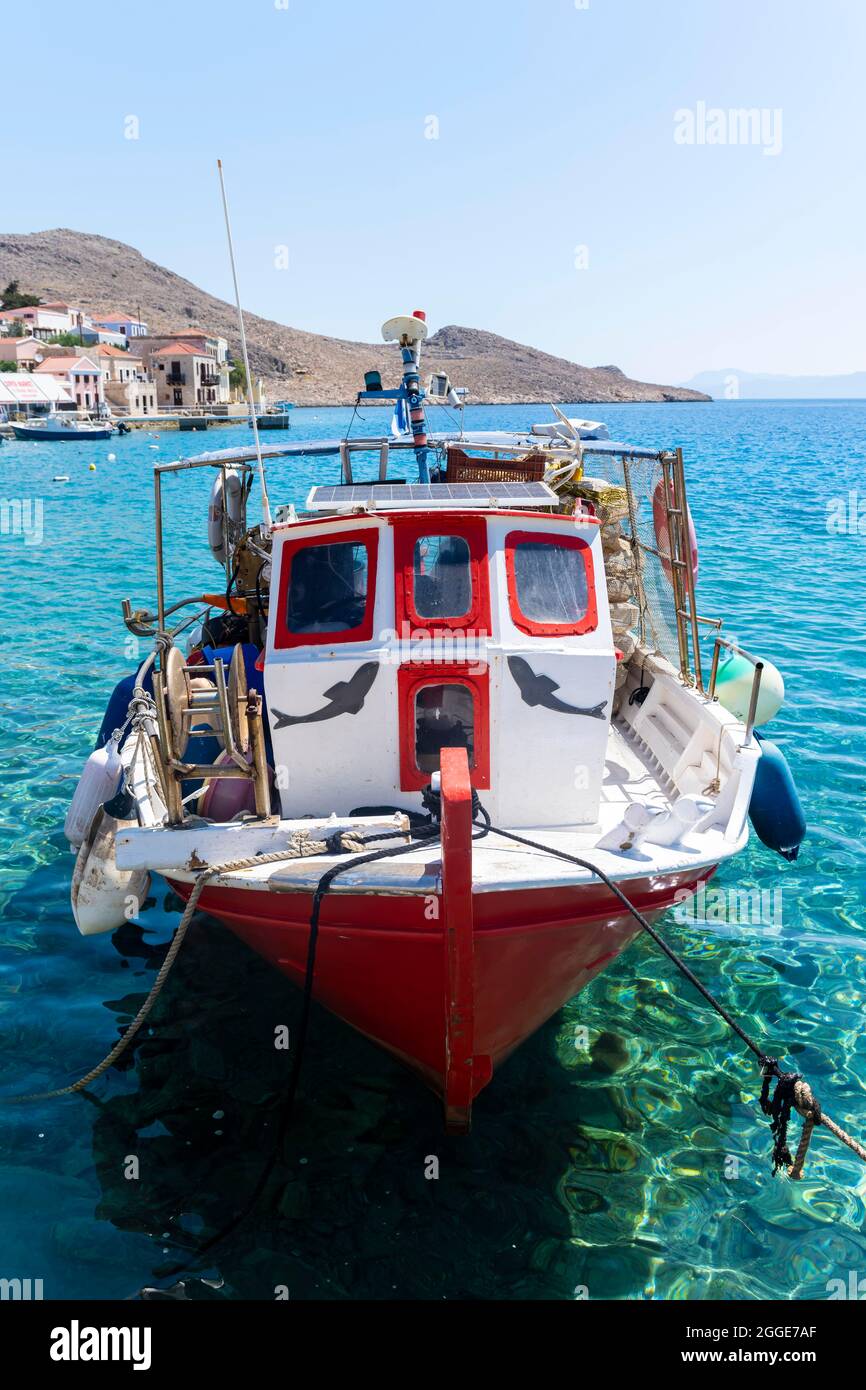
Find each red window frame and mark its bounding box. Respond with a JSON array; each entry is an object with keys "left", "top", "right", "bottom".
[
  {"left": 397, "top": 663, "right": 490, "bottom": 791},
  {"left": 273, "top": 525, "right": 379, "bottom": 650},
  {"left": 393, "top": 516, "right": 490, "bottom": 635},
  {"left": 504, "top": 529, "right": 598, "bottom": 637}
]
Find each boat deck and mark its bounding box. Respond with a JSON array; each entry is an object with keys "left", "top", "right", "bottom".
[{"left": 118, "top": 722, "right": 741, "bottom": 897}]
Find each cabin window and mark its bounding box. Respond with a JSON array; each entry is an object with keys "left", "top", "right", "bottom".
[
  {"left": 397, "top": 663, "right": 490, "bottom": 790},
  {"left": 394, "top": 517, "right": 490, "bottom": 634},
  {"left": 412, "top": 535, "right": 472, "bottom": 619},
  {"left": 274, "top": 526, "right": 379, "bottom": 649},
  {"left": 505, "top": 530, "right": 598, "bottom": 636},
  {"left": 287, "top": 542, "right": 369, "bottom": 633},
  {"left": 414, "top": 683, "right": 475, "bottom": 773}
]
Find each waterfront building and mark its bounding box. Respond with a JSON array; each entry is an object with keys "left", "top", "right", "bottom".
[
  {"left": 34, "top": 354, "right": 105, "bottom": 411},
  {"left": 88, "top": 344, "right": 158, "bottom": 415},
  {"left": 141, "top": 336, "right": 229, "bottom": 408},
  {"left": 0, "top": 336, "right": 45, "bottom": 370}
]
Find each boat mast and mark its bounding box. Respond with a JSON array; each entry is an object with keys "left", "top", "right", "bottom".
[
  {"left": 403, "top": 312, "right": 429, "bottom": 482},
  {"left": 382, "top": 311, "right": 430, "bottom": 483},
  {"left": 216, "top": 158, "right": 273, "bottom": 530}
]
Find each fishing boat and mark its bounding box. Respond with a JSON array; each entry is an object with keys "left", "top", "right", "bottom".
[
  {"left": 65, "top": 309, "right": 805, "bottom": 1130},
  {"left": 12, "top": 411, "right": 116, "bottom": 442}
]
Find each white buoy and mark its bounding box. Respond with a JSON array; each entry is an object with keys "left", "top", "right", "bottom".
[
  {"left": 107, "top": 452, "right": 117, "bottom": 462},
  {"left": 716, "top": 652, "right": 785, "bottom": 727},
  {"left": 64, "top": 736, "right": 123, "bottom": 847}
]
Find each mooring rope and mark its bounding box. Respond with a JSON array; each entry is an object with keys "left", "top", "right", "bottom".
[
  {"left": 0, "top": 829, "right": 406, "bottom": 1106},
  {"left": 5, "top": 794, "right": 863, "bottom": 1191},
  {"left": 474, "top": 812, "right": 866, "bottom": 1180}
]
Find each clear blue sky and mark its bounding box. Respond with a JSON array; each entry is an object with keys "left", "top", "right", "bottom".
[{"left": 5, "top": 0, "right": 864, "bottom": 383}]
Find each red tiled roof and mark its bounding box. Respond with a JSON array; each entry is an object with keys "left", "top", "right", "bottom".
[
  {"left": 153, "top": 343, "right": 212, "bottom": 357},
  {"left": 34, "top": 356, "right": 100, "bottom": 373},
  {"left": 90, "top": 344, "right": 141, "bottom": 358}
]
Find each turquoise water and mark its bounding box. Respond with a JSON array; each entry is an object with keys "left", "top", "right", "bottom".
[{"left": 1, "top": 401, "right": 864, "bottom": 1301}]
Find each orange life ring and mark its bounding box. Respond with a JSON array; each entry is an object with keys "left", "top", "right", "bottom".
[{"left": 652, "top": 478, "right": 698, "bottom": 585}]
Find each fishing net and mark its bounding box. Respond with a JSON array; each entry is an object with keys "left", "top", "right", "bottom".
[{"left": 570, "top": 450, "right": 686, "bottom": 676}]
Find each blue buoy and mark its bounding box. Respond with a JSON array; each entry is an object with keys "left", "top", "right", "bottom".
[{"left": 749, "top": 733, "right": 807, "bottom": 862}]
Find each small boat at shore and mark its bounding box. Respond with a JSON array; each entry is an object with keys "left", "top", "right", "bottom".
[
  {"left": 12, "top": 412, "right": 116, "bottom": 442},
  {"left": 65, "top": 309, "right": 805, "bottom": 1130},
  {"left": 250, "top": 402, "right": 292, "bottom": 430}
]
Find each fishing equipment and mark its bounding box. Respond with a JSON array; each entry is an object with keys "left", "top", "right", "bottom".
[{"left": 162, "top": 645, "right": 224, "bottom": 757}]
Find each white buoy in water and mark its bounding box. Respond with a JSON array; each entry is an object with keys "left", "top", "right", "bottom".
[{"left": 107, "top": 452, "right": 117, "bottom": 462}]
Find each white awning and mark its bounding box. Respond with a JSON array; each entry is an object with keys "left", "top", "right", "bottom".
[{"left": 0, "top": 373, "right": 74, "bottom": 405}]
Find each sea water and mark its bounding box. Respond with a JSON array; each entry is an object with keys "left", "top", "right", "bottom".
[{"left": 0, "top": 400, "right": 864, "bottom": 1300}]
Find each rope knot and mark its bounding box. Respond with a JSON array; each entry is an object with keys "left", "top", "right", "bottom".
[
  {"left": 793, "top": 1078, "right": 822, "bottom": 1124},
  {"left": 760, "top": 1063, "right": 803, "bottom": 1173}
]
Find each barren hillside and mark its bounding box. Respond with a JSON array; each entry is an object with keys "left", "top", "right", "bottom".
[{"left": 0, "top": 230, "right": 708, "bottom": 406}]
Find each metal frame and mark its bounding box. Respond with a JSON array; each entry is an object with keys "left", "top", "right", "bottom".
[
  {"left": 619, "top": 448, "right": 712, "bottom": 692},
  {"left": 707, "top": 635, "right": 764, "bottom": 745},
  {"left": 339, "top": 438, "right": 391, "bottom": 484},
  {"left": 146, "top": 457, "right": 270, "bottom": 824},
  {"left": 152, "top": 455, "right": 255, "bottom": 633}
]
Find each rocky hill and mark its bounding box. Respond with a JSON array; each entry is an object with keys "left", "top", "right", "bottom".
[{"left": 0, "top": 229, "right": 708, "bottom": 405}]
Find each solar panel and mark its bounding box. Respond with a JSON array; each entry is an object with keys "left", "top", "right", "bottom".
[{"left": 306, "top": 481, "right": 557, "bottom": 511}]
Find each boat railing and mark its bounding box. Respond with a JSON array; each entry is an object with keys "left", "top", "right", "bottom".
[
  {"left": 339, "top": 438, "right": 391, "bottom": 483},
  {"left": 151, "top": 455, "right": 255, "bottom": 631},
  {"left": 619, "top": 448, "right": 717, "bottom": 695}
]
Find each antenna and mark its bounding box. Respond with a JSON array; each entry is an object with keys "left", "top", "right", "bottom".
[{"left": 216, "top": 159, "right": 273, "bottom": 530}]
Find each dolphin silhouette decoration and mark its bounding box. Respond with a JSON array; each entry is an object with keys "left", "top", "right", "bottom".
[
  {"left": 271, "top": 661, "right": 379, "bottom": 728},
  {"left": 507, "top": 655, "right": 607, "bottom": 721}
]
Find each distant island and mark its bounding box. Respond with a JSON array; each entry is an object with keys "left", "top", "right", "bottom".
[
  {"left": 681, "top": 368, "right": 866, "bottom": 400},
  {"left": 0, "top": 229, "right": 708, "bottom": 407}
]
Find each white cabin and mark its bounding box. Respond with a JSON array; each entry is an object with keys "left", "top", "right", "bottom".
[{"left": 263, "top": 497, "right": 615, "bottom": 830}]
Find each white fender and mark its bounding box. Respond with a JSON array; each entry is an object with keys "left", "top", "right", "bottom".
[
  {"left": 208, "top": 468, "right": 244, "bottom": 567},
  {"left": 64, "top": 734, "right": 123, "bottom": 848},
  {"left": 71, "top": 807, "right": 151, "bottom": 936}
]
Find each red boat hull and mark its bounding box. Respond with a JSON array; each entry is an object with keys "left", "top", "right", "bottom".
[
  {"left": 170, "top": 860, "right": 714, "bottom": 1127},
  {"left": 170, "top": 744, "right": 716, "bottom": 1129}
]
